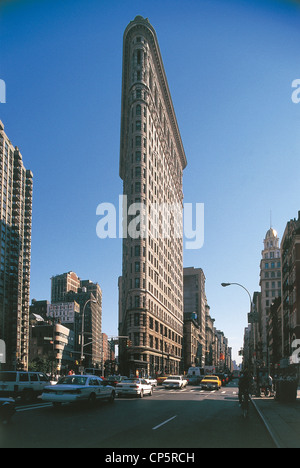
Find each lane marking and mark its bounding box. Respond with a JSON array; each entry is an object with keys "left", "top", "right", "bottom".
[
  {"left": 17, "top": 403, "right": 52, "bottom": 412},
  {"left": 152, "top": 415, "right": 177, "bottom": 431}
]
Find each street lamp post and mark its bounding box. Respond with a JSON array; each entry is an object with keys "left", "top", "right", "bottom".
[
  {"left": 221, "top": 283, "right": 252, "bottom": 312},
  {"left": 221, "top": 282, "right": 253, "bottom": 367},
  {"left": 221, "top": 282, "right": 258, "bottom": 387}
]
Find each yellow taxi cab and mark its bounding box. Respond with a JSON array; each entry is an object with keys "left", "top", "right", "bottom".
[
  {"left": 157, "top": 375, "right": 169, "bottom": 386},
  {"left": 200, "top": 375, "right": 222, "bottom": 391}
]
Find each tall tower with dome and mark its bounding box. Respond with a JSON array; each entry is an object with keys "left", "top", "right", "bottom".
[{"left": 259, "top": 227, "right": 282, "bottom": 367}]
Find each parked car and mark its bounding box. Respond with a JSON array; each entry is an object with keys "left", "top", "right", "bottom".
[
  {"left": 0, "top": 398, "right": 16, "bottom": 425},
  {"left": 200, "top": 375, "right": 222, "bottom": 391},
  {"left": 162, "top": 375, "right": 188, "bottom": 390},
  {"left": 0, "top": 371, "right": 50, "bottom": 402},
  {"left": 116, "top": 378, "right": 153, "bottom": 398},
  {"left": 41, "top": 375, "right": 115, "bottom": 407}
]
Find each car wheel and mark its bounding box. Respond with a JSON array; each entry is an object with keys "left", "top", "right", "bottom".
[
  {"left": 88, "top": 393, "right": 97, "bottom": 406},
  {"left": 22, "top": 389, "right": 34, "bottom": 403},
  {"left": 149, "top": 388, "right": 153, "bottom": 396},
  {"left": 140, "top": 390, "right": 144, "bottom": 399},
  {"left": 108, "top": 391, "right": 115, "bottom": 403}
]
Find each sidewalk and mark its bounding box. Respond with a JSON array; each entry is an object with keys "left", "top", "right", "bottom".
[{"left": 251, "top": 390, "right": 300, "bottom": 448}]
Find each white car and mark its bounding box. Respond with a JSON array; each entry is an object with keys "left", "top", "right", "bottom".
[
  {"left": 41, "top": 375, "right": 115, "bottom": 407},
  {"left": 0, "top": 371, "right": 50, "bottom": 402},
  {"left": 116, "top": 378, "right": 153, "bottom": 398},
  {"left": 162, "top": 375, "right": 188, "bottom": 389},
  {"left": 144, "top": 377, "right": 158, "bottom": 387}
]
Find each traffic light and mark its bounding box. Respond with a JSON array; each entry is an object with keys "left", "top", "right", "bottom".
[{"left": 126, "top": 340, "right": 132, "bottom": 348}]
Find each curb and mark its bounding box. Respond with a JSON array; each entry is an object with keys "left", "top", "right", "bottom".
[{"left": 250, "top": 398, "right": 281, "bottom": 449}]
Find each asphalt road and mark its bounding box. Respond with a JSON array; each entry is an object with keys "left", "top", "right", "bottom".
[{"left": 0, "top": 381, "right": 275, "bottom": 449}]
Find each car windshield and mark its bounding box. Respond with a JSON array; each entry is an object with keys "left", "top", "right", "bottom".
[
  {"left": 166, "top": 376, "right": 181, "bottom": 380},
  {"left": 0, "top": 372, "right": 17, "bottom": 382},
  {"left": 204, "top": 377, "right": 218, "bottom": 381},
  {"left": 58, "top": 376, "right": 88, "bottom": 386}
]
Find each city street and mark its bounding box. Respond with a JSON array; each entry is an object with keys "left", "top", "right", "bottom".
[{"left": 0, "top": 381, "right": 275, "bottom": 449}]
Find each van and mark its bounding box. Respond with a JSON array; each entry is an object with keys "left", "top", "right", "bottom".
[
  {"left": 0, "top": 371, "right": 50, "bottom": 402},
  {"left": 187, "top": 367, "right": 205, "bottom": 377}
]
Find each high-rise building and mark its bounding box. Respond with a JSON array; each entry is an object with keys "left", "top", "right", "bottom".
[
  {"left": 183, "top": 267, "right": 207, "bottom": 368},
  {"left": 259, "top": 227, "right": 281, "bottom": 366},
  {"left": 281, "top": 212, "right": 300, "bottom": 361},
  {"left": 51, "top": 271, "right": 81, "bottom": 303},
  {"left": 51, "top": 273, "right": 103, "bottom": 369},
  {"left": 118, "top": 16, "right": 187, "bottom": 377},
  {"left": 0, "top": 121, "right": 33, "bottom": 370}
]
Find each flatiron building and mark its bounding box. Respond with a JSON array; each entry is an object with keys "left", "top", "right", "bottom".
[{"left": 119, "top": 17, "right": 187, "bottom": 376}]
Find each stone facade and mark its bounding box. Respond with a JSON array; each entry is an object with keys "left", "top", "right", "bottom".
[{"left": 119, "top": 16, "right": 187, "bottom": 377}]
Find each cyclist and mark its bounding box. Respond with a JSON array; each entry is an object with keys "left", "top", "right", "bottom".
[{"left": 238, "top": 369, "right": 251, "bottom": 406}]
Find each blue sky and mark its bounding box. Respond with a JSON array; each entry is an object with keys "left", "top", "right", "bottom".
[{"left": 1, "top": 0, "right": 300, "bottom": 364}]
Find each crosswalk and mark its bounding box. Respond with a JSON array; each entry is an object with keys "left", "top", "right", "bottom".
[{"left": 153, "top": 386, "right": 238, "bottom": 396}]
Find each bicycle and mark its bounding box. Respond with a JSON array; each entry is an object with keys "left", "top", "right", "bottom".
[{"left": 240, "top": 392, "right": 250, "bottom": 419}]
